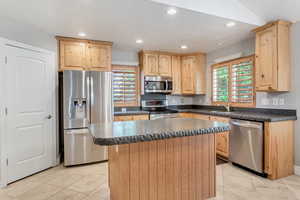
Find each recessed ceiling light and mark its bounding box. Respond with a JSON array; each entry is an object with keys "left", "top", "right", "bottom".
[
  {"left": 218, "top": 42, "right": 224, "bottom": 46},
  {"left": 167, "top": 8, "right": 177, "bottom": 15},
  {"left": 136, "top": 39, "right": 143, "bottom": 44},
  {"left": 180, "top": 45, "right": 188, "bottom": 49},
  {"left": 78, "top": 32, "right": 86, "bottom": 37},
  {"left": 226, "top": 22, "right": 236, "bottom": 27}
]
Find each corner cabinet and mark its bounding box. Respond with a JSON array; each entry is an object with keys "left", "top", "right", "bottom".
[
  {"left": 56, "top": 36, "right": 112, "bottom": 71},
  {"left": 253, "top": 20, "right": 291, "bottom": 92},
  {"left": 181, "top": 54, "right": 206, "bottom": 95}
]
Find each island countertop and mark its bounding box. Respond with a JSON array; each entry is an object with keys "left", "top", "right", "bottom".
[{"left": 90, "top": 118, "right": 230, "bottom": 146}]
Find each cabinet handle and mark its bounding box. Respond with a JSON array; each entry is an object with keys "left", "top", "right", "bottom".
[{"left": 261, "top": 74, "right": 265, "bottom": 78}]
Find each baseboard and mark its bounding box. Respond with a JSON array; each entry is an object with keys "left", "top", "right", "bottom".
[{"left": 295, "top": 165, "right": 300, "bottom": 176}]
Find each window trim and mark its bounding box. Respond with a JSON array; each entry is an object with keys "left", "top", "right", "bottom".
[
  {"left": 211, "top": 55, "right": 256, "bottom": 107},
  {"left": 112, "top": 65, "right": 140, "bottom": 107}
]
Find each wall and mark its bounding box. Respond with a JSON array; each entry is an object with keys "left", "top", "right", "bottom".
[{"left": 203, "top": 23, "right": 300, "bottom": 166}]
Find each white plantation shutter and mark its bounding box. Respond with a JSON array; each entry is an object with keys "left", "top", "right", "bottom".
[
  {"left": 212, "top": 56, "right": 255, "bottom": 107},
  {"left": 212, "top": 65, "right": 229, "bottom": 103},
  {"left": 231, "top": 59, "right": 254, "bottom": 104},
  {"left": 112, "top": 66, "right": 139, "bottom": 107}
]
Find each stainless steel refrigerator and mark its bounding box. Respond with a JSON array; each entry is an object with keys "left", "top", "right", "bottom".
[{"left": 60, "top": 70, "right": 112, "bottom": 166}]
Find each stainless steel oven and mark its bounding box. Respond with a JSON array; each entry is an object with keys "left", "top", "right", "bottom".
[{"left": 144, "top": 76, "right": 172, "bottom": 94}]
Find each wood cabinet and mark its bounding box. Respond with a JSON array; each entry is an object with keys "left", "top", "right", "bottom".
[
  {"left": 179, "top": 113, "right": 229, "bottom": 157},
  {"left": 140, "top": 51, "right": 206, "bottom": 95},
  {"left": 140, "top": 51, "right": 172, "bottom": 77},
  {"left": 159, "top": 55, "right": 172, "bottom": 77},
  {"left": 181, "top": 54, "right": 206, "bottom": 95},
  {"left": 114, "top": 115, "right": 149, "bottom": 121},
  {"left": 253, "top": 20, "right": 291, "bottom": 92},
  {"left": 142, "top": 53, "right": 159, "bottom": 75},
  {"left": 56, "top": 36, "right": 112, "bottom": 71},
  {"left": 171, "top": 56, "right": 182, "bottom": 94},
  {"left": 181, "top": 56, "right": 195, "bottom": 94},
  {"left": 264, "top": 120, "right": 294, "bottom": 180}
]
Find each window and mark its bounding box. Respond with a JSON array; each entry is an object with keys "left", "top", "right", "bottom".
[
  {"left": 112, "top": 65, "right": 140, "bottom": 107},
  {"left": 212, "top": 56, "right": 255, "bottom": 107}
]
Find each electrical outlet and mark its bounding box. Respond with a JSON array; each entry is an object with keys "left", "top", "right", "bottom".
[
  {"left": 180, "top": 98, "right": 185, "bottom": 104},
  {"left": 121, "top": 108, "right": 127, "bottom": 112}
]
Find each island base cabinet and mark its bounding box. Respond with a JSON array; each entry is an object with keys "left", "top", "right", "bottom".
[{"left": 108, "top": 134, "right": 217, "bottom": 200}]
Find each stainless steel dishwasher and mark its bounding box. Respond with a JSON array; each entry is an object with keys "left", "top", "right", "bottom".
[{"left": 229, "top": 119, "right": 264, "bottom": 173}]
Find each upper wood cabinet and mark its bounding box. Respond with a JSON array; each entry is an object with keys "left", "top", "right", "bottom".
[
  {"left": 139, "top": 51, "right": 172, "bottom": 77},
  {"left": 86, "top": 43, "right": 112, "bottom": 71},
  {"left": 181, "top": 56, "right": 195, "bottom": 94},
  {"left": 158, "top": 55, "right": 172, "bottom": 76},
  {"left": 56, "top": 36, "right": 112, "bottom": 71},
  {"left": 142, "top": 53, "right": 159, "bottom": 75},
  {"left": 181, "top": 54, "right": 206, "bottom": 95},
  {"left": 171, "top": 56, "right": 182, "bottom": 94},
  {"left": 253, "top": 20, "right": 291, "bottom": 92}
]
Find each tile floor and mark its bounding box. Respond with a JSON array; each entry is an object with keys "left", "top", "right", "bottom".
[{"left": 1, "top": 162, "right": 300, "bottom": 200}]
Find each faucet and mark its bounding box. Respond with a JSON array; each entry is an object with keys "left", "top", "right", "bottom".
[
  {"left": 224, "top": 103, "right": 231, "bottom": 112},
  {"left": 217, "top": 103, "right": 231, "bottom": 112}
]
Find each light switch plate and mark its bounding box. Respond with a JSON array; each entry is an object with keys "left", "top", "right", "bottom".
[
  {"left": 272, "top": 98, "right": 279, "bottom": 105},
  {"left": 279, "top": 98, "right": 285, "bottom": 105}
]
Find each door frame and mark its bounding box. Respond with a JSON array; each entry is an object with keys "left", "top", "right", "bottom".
[{"left": 0, "top": 37, "right": 57, "bottom": 187}]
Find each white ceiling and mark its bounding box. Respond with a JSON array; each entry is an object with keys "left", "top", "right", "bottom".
[
  {"left": 1, "top": 0, "right": 299, "bottom": 53},
  {"left": 238, "top": 0, "right": 300, "bottom": 23}
]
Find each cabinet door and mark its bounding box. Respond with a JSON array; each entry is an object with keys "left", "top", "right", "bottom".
[
  {"left": 158, "top": 55, "right": 172, "bottom": 76},
  {"left": 59, "top": 41, "right": 86, "bottom": 70},
  {"left": 216, "top": 132, "right": 229, "bottom": 157},
  {"left": 192, "top": 114, "right": 210, "bottom": 120},
  {"left": 181, "top": 57, "right": 195, "bottom": 94},
  {"left": 114, "top": 115, "right": 133, "bottom": 121},
  {"left": 255, "top": 26, "right": 278, "bottom": 90},
  {"left": 87, "top": 44, "right": 111, "bottom": 71},
  {"left": 171, "top": 56, "right": 182, "bottom": 94},
  {"left": 132, "top": 115, "right": 149, "bottom": 120},
  {"left": 194, "top": 54, "right": 206, "bottom": 94},
  {"left": 144, "top": 54, "right": 159, "bottom": 75}
]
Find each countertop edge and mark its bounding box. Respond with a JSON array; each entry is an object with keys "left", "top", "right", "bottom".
[{"left": 93, "top": 126, "right": 230, "bottom": 146}]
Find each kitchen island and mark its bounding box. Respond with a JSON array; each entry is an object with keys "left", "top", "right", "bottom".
[{"left": 90, "top": 118, "right": 230, "bottom": 200}]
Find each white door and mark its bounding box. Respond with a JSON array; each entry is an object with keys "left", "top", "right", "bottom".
[{"left": 5, "top": 45, "right": 53, "bottom": 183}]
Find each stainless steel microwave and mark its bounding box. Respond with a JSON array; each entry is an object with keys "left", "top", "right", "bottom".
[{"left": 144, "top": 76, "right": 172, "bottom": 94}]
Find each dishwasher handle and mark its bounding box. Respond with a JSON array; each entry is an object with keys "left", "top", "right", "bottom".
[{"left": 230, "top": 121, "right": 262, "bottom": 129}]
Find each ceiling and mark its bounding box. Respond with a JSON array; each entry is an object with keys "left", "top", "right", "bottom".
[{"left": 0, "top": 0, "right": 299, "bottom": 53}]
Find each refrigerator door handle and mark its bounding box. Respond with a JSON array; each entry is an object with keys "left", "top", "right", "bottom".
[{"left": 87, "top": 72, "right": 91, "bottom": 124}]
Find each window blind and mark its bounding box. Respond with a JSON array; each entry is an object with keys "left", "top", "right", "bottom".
[
  {"left": 112, "top": 66, "right": 139, "bottom": 107},
  {"left": 231, "top": 60, "right": 254, "bottom": 104},
  {"left": 212, "top": 56, "right": 255, "bottom": 107},
  {"left": 212, "top": 65, "right": 229, "bottom": 103}
]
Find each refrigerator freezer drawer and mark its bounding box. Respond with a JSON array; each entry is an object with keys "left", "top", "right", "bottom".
[{"left": 64, "top": 129, "right": 107, "bottom": 166}]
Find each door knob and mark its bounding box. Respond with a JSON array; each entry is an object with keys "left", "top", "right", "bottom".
[{"left": 47, "top": 115, "right": 52, "bottom": 119}]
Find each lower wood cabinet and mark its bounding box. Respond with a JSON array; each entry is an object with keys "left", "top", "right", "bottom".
[
  {"left": 179, "top": 113, "right": 230, "bottom": 158},
  {"left": 114, "top": 115, "right": 149, "bottom": 121},
  {"left": 264, "top": 120, "right": 294, "bottom": 180}
]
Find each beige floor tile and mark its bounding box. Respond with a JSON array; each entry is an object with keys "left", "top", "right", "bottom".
[
  {"left": 47, "top": 174, "right": 83, "bottom": 188},
  {"left": 67, "top": 174, "right": 107, "bottom": 194},
  {"left": 83, "top": 184, "right": 110, "bottom": 200},
  {"left": 47, "top": 189, "right": 87, "bottom": 200},
  {"left": 4, "top": 179, "right": 41, "bottom": 198},
  {"left": 18, "top": 184, "right": 62, "bottom": 200}
]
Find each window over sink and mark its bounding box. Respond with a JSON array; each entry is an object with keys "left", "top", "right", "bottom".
[
  {"left": 112, "top": 65, "right": 140, "bottom": 107},
  {"left": 212, "top": 55, "right": 255, "bottom": 107}
]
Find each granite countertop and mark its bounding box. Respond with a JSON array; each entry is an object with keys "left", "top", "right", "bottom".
[
  {"left": 114, "top": 110, "right": 149, "bottom": 116},
  {"left": 114, "top": 106, "right": 297, "bottom": 122},
  {"left": 174, "top": 109, "right": 297, "bottom": 122},
  {"left": 90, "top": 118, "right": 230, "bottom": 146}
]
